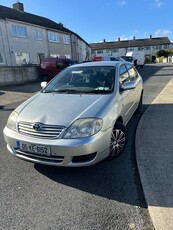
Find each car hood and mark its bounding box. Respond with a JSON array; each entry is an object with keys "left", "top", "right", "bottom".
[{"left": 16, "top": 92, "right": 112, "bottom": 126}]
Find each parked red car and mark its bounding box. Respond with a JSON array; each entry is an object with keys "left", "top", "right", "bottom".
[{"left": 40, "top": 57, "right": 75, "bottom": 81}]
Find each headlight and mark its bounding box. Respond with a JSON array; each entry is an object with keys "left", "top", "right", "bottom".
[
  {"left": 63, "top": 118, "right": 103, "bottom": 139},
  {"left": 6, "top": 111, "right": 19, "bottom": 131}
]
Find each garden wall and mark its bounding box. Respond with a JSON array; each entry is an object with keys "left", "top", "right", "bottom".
[{"left": 0, "top": 66, "right": 40, "bottom": 86}]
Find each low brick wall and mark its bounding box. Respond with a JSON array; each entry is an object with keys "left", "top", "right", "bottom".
[{"left": 0, "top": 66, "right": 40, "bottom": 86}]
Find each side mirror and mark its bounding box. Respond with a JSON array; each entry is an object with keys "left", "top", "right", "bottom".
[
  {"left": 121, "top": 81, "right": 136, "bottom": 90},
  {"left": 41, "top": 81, "right": 47, "bottom": 88}
]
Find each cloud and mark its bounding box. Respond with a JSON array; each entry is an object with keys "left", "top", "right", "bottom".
[
  {"left": 115, "top": 35, "right": 133, "bottom": 41},
  {"left": 153, "top": 29, "right": 173, "bottom": 37},
  {"left": 154, "top": 0, "right": 164, "bottom": 7},
  {"left": 116, "top": 0, "right": 127, "bottom": 6}
]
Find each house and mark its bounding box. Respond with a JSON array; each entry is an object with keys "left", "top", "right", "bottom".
[
  {"left": 0, "top": 2, "right": 91, "bottom": 66},
  {"left": 90, "top": 36, "right": 173, "bottom": 61}
]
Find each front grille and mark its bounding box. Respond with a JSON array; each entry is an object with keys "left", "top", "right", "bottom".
[{"left": 18, "top": 122, "right": 66, "bottom": 139}]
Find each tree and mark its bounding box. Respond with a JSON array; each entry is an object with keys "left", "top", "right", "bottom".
[
  {"left": 168, "top": 49, "right": 173, "bottom": 56},
  {"left": 155, "top": 50, "right": 169, "bottom": 57}
]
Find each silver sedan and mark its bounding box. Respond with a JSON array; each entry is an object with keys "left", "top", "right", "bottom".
[{"left": 3, "top": 61, "right": 143, "bottom": 167}]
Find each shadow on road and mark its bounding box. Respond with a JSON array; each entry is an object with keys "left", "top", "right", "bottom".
[
  {"left": 34, "top": 155, "right": 143, "bottom": 205},
  {"left": 34, "top": 112, "right": 146, "bottom": 208}
]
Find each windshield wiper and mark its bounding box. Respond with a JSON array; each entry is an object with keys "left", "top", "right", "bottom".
[
  {"left": 43, "top": 89, "right": 112, "bottom": 94},
  {"left": 86, "top": 90, "right": 112, "bottom": 94},
  {"left": 57, "top": 89, "right": 84, "bottom": 94},
  {"left": 43, "top": 89, "right": 85, "bottom": 94}
]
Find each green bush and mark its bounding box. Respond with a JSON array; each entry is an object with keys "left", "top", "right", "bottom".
[{"left": 159, "top": 56, "right": 164, "bottom": 63}]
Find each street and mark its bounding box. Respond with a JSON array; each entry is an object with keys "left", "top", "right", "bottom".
[{"left": 0, "top": 63, "right": 173, "bottom": 230}]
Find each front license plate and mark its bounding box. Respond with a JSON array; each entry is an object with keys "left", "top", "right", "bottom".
[{"left": 17, "top": 141, "right": 51, "bottom": 156}]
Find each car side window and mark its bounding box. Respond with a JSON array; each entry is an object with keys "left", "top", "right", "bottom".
[
  {"left": 119, "top": 64, "right": 130, "bottom": 84},
  {"left": 126, "top": 64, "right": 138, "bottom": 81},
  {"left": 56, "top": 61, "right": 65, "bottom": 69}
]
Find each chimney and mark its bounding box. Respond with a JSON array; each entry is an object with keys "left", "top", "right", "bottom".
[
  {"left": 133, "top": 36, "right": 135, "bottom": 40},
  {"left": 150, "top": 34, "right": 152, "bottom": 39},
  {"left": 13, "top": 2, "right": 24, "bottom": 12},
  {"left": 118, "top": 37, "right": 120, "bottom": 41},
  {"left": 103, "top": 39, "right": 106, "bottom": 43}
]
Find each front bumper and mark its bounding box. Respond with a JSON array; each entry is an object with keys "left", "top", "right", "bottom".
[{"left": 3, "top": 126, "right": 111, "bottom": 167}]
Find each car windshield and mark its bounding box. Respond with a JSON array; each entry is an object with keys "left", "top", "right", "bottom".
[{"left": 43, "top": 65, "right": 116, "bottom": 94}]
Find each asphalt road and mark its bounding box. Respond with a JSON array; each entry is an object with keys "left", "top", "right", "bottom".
[{"left": 0, "top": 63, "right": 173, "bottom": 230}]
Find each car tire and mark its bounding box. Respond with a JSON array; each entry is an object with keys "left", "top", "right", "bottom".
[
  {"left": 135, "top": 93, "right": 143, "bottom": 114},
  {"left": 107, "top": 122, "right": 128, "bottom": 160}
]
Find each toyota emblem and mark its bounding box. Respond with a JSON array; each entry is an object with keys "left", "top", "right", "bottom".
[{"left": 33, "top": 123, "right": 42, "bottom": 131}]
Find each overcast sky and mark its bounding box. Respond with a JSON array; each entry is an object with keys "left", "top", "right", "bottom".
[{"left": 1, "top": 0, "right": 173, "bottom": 43}]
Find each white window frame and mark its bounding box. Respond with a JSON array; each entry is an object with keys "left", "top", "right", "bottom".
[
  {"left": 48, "top": 31, "right": 59, "bottom": 43},
  {"left": 35, "top": 30, "right": 43, "bottom": 41},
  {"left": 11, "top": 25, "right": 27, "bottom": 38},
  {"left": 63, "top": 35, "right": 69, "bottom": 44}
]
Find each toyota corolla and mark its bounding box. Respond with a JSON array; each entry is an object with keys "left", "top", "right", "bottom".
[{"left": 3, "top": 61, "right": 143, "bottom": 167}]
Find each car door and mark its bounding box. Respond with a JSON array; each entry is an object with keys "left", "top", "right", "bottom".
[
  {"left": 118, "top": 64, "right": 137, "bottom": 124},
  {"left": 126, "top": 63, "right": 142, "bottom": 112}
]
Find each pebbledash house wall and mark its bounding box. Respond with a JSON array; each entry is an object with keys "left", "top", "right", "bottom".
[{"left": 0, "top": 66, "right": 40, "bottom": 86}]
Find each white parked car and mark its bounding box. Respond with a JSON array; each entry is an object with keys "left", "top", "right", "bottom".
[{"left": 3, "top": 61, "right": 143, "bottom": 167}]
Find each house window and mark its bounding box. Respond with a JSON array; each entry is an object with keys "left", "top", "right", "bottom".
[
  {"left": 48, "top": 32, "right": 59, "bottom": 43},
  {"left": 0, "top": 52, "right": 5, "bottom": 64},
  {"left": 15, "top": 52, "right": 29, "bottom": 65},
  {"left": 106, "top": 50, "right": 110, "bottom": 53},
  {"left": 11, "top": 25, "right": 27, "bottom": 38},
  {"left": 163, "top": 44, "right": 169, "bottom": 49},
  {"left": 97, "top": 50, "right": 103, "bottom": 54},
  {"left": 63, "top": 35, "right": 69, "bottom": 44},
  {"left": 35, "top": 30, "right": 43, "bottom": 40},
  {"left": 145, "top": 46, "right": 151, "bottom": 50},
  {"left": 127, "top": 48, "right": 134, "bottom": 52},
  {"left": 112, "top": 49, "right": 118, "bottom": 53}
]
